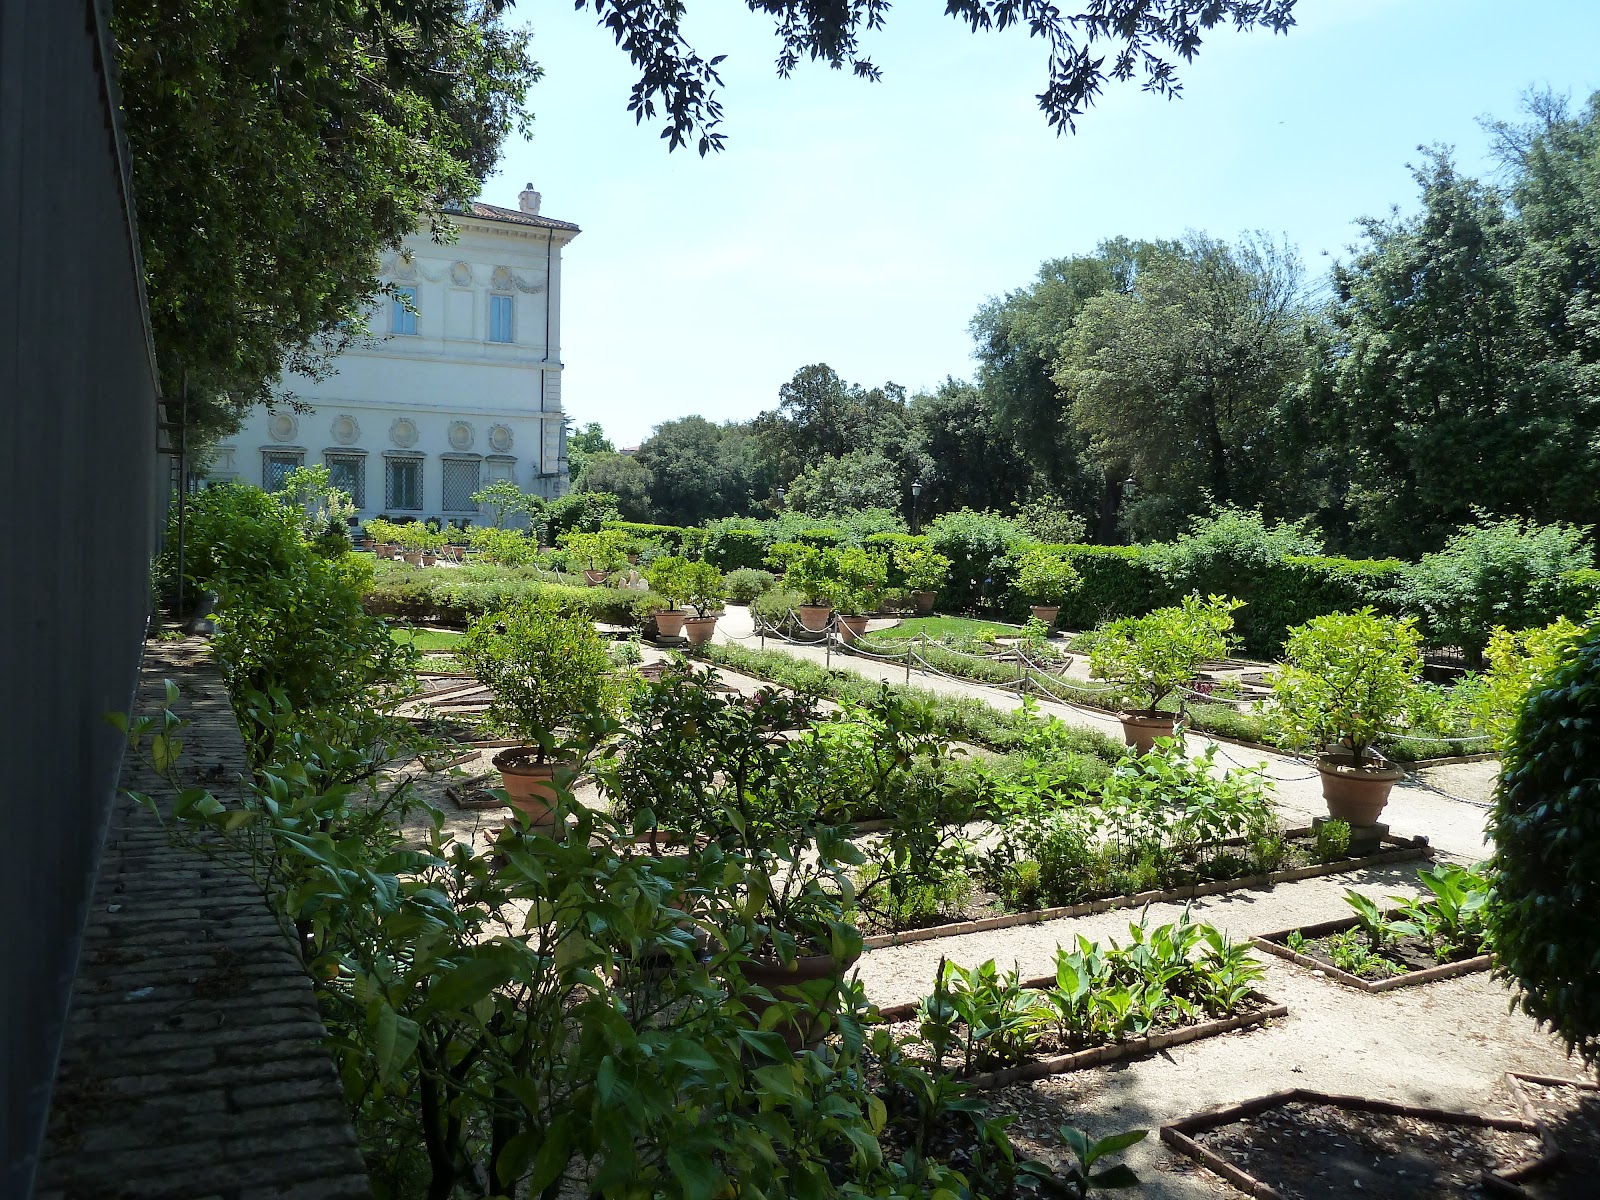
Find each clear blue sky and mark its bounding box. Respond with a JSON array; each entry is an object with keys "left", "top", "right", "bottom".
[{"left": 483, "top": 0, "right": 1600, "bottom": 447}]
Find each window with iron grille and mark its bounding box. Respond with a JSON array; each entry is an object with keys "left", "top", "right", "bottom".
[
  {"left": 488, "top": 294, "right": 513, "bottom": 343},
  {"left": 392, "top": 286, "right": 418, "bottom": 335},
  {"left": 385, "top": 457, "right": 422, "bottom": 510},
  {"left": 324, "top": 452, "right": 366, "bottom": 508},
  {"left": 442, "top": 458, "right": 481, "bottom": 512},
  {"left": 262, "top": 451, "right": 303, "bottom": 492}
]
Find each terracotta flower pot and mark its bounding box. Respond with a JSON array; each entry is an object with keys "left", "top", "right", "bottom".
[
  {"left": 911, "top": 590, "right": 937, "bottom": 615},
  {"left": 1029, "top": 605, "right": 1060, "bottom": 628},
  {"left": 627, "top": 553, "right": 641, "bottom": 565},
  {"left": 402, "top": 550, "right": 423, "bottom": 565},
  {"left": 1317, "top": 754, "right": 1403, "bottom": 826},
  {"left": 491, "top": 747, "right": 571, "bottom": 832},
  {"left": 835, "top": 614, "right": 870, "bottom": 645},
  {"left": 682, "top": 615, "right": 719, "bottom": 647},
  {"left": 582, "top": 569, "right": 608, "bottom": 586},
  {"left": 1118, "top": 711, "right": 1176, "bottom": 754},
  {"left": 421, "top": 552, "right": 437, "bottom": 567},
  {"left": 653, "top": 608, "right": 687, "bottom": 639},
  {"left": 377, "top": 543, "right": 397, "bottom": 559},
  {"left": 739, "top": 949, "right": 860, "bottom": 1049},
  {"left": 798, "top": 604, "right": 832, "bottom": 633}
]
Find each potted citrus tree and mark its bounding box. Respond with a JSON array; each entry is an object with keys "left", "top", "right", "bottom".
[
  {"left": 895, "top": 543, "right": 951, "bottom": 615},
  {"left": 1014, "top": 547, "right": 1080, "bottom": 630},
  {"left": 680, "top": 560, "right": 727, "bottom": 647},
  {"left": 366, "top": 517, "right": 402, "bottom": 558},
  {"left": 1269, "top": 608, "right": 1422, "bottom": 826},
  {"left": 644, "top": 555, "right": 691, "bottom": 639},
  {"left": 826, "top": 547, "right": 889, "bottom": 645},
  {"left": 394, "top": 520, "right": 436, "bottom": 565},
  {"left": 782, "top": 545, "right": 836, "bottom": 633},
  {"left": 459, "top": 597, "right": 616, "bottom": 831},
  {"left": 1088, "top": 593, "right": 1242, "bottom": 752},
  {"left": 561, "top": 528, "right": 627, "bottom": 584}
]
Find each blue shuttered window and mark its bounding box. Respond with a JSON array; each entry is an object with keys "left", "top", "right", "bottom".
[
  {"left": 488, "top": 294, "right": 513, "bottom": 343},
  {"left": 392, "top": 286, "right": 418, "bottom": 335}
]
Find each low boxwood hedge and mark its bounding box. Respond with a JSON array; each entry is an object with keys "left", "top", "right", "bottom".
[{"left": 364, "top": 561, "right": 665, "bottom": 627}]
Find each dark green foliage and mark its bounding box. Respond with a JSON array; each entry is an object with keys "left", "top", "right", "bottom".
[
  {"left": 576, "top": 453, "right": 655, "bottom": 521},
  {"left": 723, "top": 568, "right": 776, "bottom": 604},
  {"left": 544, "top": 491, "right": 622, "bottom": 540},
  {"left": 1489, "top": 625, "right": 1600, "bottom": 1066},
  {"left": 636, "top": 416, "right": 771, "bottom": 525},
  {"left": 1049, "top": 545, "right": 1171, "bottom": 629},
  {"left": 1402, "top": 515, "right": 1595, "bottom": 661},
  {"left": 701, "top": 525, "right": 768, "bottom": 571},
  {"left": 604, "top": 520, "right": 694, "bottom": 552},
  {"left": 925, "top": 509, "right": 1029, "bottom": 610},
  {"left": 115, "top": 1, "right": 538, "bottom": 440}
]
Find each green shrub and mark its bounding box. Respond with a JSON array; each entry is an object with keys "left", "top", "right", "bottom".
[
  {"left": 724, "top": 568, "right": 777, "bottom": 604},
  {"left": 925, "top": 508, "right": 1029, "bottom": 610},
  {"left": 544, "top": 490, "right": 621, "bottom": 540},
  {"left": 750, "top": 586, "right": 808, "bottom": 632},
  {"left": 824, "top": 546, "right": 889, "bottom": 615},
  {"left": 603, "top": 520, "right": 691, "bottom": 552},
  {"left": 1470, "top": 617, "right": 1588, "bottom": 755},
  {"left": 1489, "top": 625, "right": 1600, "bottom": 1066},
  {"left": 701, "top": 524, "right": 768, "bottom": 571},
  {"left": 893, "top": 541, "right": 951, "bottom": 594},
  {"left": 364, "top": 560, "right": 663, "bottom": 628},
  {"left": 1403, "top": 515, "right": 1594, "bottom": 661},
  {"left": 1054, "top": 545, "right": 1171, "bottom": 629}
]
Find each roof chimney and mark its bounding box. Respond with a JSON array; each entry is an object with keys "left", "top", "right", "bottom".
[{"left": 518, "top": 182, "right": 541, "bottom": 216}]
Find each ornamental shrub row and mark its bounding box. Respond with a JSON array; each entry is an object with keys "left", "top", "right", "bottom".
[{"left": 363, "top": 561, "right": 664, "bottom": 628}]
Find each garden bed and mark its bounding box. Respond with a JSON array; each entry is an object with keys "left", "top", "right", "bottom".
[
  {"left": 1500, "top": 1072, "right": 1600, "bottom": 1199},
  {"left": 874, "top": 989, "right": 1285, "bottom": 1091},
  {"left": 1254, "top": 913, "right": 1491, "bottom": 993},
  {"left": 1160, "top": 1090, "right": 1545, "bottom": 1199},
  {"left": 861, "top": 830, "right": 1430, "bottom": 948}
]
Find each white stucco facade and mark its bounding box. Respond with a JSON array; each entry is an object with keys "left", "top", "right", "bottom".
[{"left": 209, "top": 185, "right": 579, "bottom": 519}]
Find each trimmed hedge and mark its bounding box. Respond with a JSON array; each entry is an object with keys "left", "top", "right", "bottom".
[
  {"left": 701, "top": 526, "right": 767, "bottom": 571},
  {"left": 364, "top": 562, "right": 664, "bottom": 628},
  {"left": 1046, "top": 545, "right": 1172, "bottom": 630},
  {"left": 604, "top": 521, "right": 693, "bottom": 552}
]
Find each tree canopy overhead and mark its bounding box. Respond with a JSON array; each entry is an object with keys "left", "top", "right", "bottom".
[
  {"left": 577, "top": 0, "right": 1299, "bottom": 153},
  {"left": 117, "top": 0, "right": 539, "bottom": 438}
]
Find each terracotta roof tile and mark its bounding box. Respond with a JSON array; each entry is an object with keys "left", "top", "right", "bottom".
[{"left": 466, "top": 200, "right": 580, "bottom": 233}]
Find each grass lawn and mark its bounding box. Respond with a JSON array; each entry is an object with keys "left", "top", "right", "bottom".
[
  {"left": 873, "top": 615, "right": 1022, "bottom": 642},
  {"left": 390, "top": 627, "right": 466, "bottom": 652}
]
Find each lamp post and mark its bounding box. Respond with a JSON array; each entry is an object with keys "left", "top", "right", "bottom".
[
  {"left": 911, "top": 480, "right": 923, "bottom": 534},
  {"left": 774, "top": 485, "right": 786, "bottom": 511}
]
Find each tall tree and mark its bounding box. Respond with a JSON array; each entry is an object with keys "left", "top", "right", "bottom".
[
  {"left": 751, "top": 364, "right": 908, "bottom": 485},
  {"left": 907, "top": 379, "right": 1035, "bottom": 518},
  {"left": 575, "top": 452, "right": 654, "bottom": 521},
  {"left": 1056, "top": 234, "right": 1310, "bottom": 540},
  {"left": 115, "top": 0, "right": 539, "bottom": 440},
  {"left": 969, "top": 240, "right": 1156, "bottom": 535},
  {"left": 636, "top": 416, "right": 769, "bottom": 524},
  {"left": 1315, "top": 152, "right": 1563, "bottom": 555},
  {"left": 566, "top": 420, "right": 616, "bottom": 484}
]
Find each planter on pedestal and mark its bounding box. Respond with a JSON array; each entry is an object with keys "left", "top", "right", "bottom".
[
  {"left": 653, "top": 608, "right": 687, "bottom": 639},
  {"left": 835, "top": 614, "right": 871, "bottom": 645},
  {"left": 1030, "top": 605, "right": 1061, "bottom": 629},
  {"left": 1316, "top": 751, "right": 1403, "bottom": 826},
  {"left": 911, "top": 590, "right": 937, "bottom": 615},
  {"left": 682, "top": 615, "right": 719, "bottom": 647},
  {"left": 491, "top": 746, "right": 571, "bottom": 834}
]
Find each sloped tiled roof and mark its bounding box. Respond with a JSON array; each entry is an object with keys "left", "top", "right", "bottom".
[{"left": 466, "top": 200, "right": 581, "bottom": 233}]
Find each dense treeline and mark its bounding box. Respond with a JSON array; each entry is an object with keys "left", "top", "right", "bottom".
[{"left": 576, "top": 91, "right": 1600, "bottom": 560}]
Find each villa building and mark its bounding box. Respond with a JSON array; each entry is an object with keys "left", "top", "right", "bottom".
[{"left": 209, "top": 184, "right": 579, "bottom": 519}]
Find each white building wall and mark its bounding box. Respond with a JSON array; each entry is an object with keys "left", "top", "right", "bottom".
[{"left": 210, "top": 200, "right": 579, "bottom": 519}]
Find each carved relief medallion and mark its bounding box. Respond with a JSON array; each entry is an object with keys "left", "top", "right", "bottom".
[
  {"left": 488, "top": 424, "right": 514, "bottom": 453},
  {"left": 389, "top": 418, "right": 419, "bottom": 448},
  {"left": 268, "top": 412, "right": 299, "bottom": 442},
  {"left": 332, "top": 414, "right": 360, "bottom": 445}
]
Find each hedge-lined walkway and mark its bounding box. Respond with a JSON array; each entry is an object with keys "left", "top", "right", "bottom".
[
  {"left": 704, "top": 606, "right": 1497, "bottom": 861},
  {"left": 34, "top": 639, "right": 367, "bottom": 1200}
]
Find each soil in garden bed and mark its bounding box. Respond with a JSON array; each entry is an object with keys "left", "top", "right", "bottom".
[
  {"left": 854, "top": 832, "right": 1371, "bottom": 938},
  {"left": 1194, "top": 1101, "right": 1543, "bottom": 1199},
  {"left": 879, "top": 995, "right": 1274, "bottom": 1078},
  {"left": 1513, "top": 1081, "right": 1600, "bottom": 1199},
  {"left": 404, "top": 714, "right": 487, "bottom": 743},
  {"left": 1281, "top": 931, "right": 1484, "bottom": 982}
]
